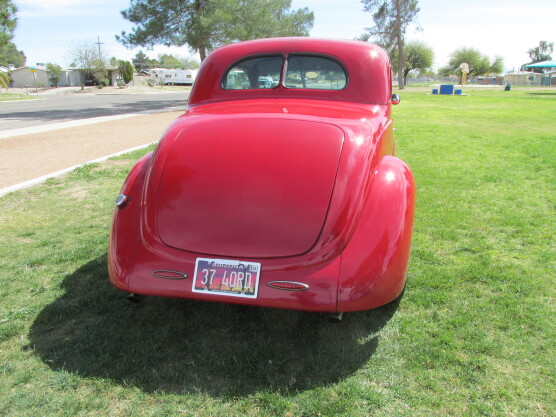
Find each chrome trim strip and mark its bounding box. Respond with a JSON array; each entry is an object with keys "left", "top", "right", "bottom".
[
  {"left": 267, "top": 281, "right": 309, "bottom": 291},
  {"left": 151, "top": 270, "right": 189, "bottom": 280}
]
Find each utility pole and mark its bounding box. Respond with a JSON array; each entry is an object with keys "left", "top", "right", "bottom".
[{"left": 94, "top": 36, "right": 105, "bottom": 60}]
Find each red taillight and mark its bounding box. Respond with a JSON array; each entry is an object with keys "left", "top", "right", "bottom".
[
  {"left": 152, "top": 270, "right": 188, "bottom": 280},
  {"left": 267, "top": 281, "right": 309, "bottom": 291}
]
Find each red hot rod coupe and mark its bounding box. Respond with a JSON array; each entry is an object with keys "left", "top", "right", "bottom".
[{"left": 108, "top": 38, "right": 415, "bottom": 314}]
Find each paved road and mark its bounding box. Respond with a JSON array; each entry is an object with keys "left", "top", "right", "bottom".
[{"left": 0, "top": 92, "right": 188, "bottom": 131}]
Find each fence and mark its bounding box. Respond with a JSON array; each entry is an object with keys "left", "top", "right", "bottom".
[
  {"left": 403, "top": 74, "right": 555, "bottom": 87},
  {"left": 503, "top": 74, "right": 555, "bottom": 86}
]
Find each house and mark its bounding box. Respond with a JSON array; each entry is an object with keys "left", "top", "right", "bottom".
[
  {"left": 58, "top": 68, "right": 84, "bottom": 87},
  {"left": 504, "top": 71, "right": 541, "bottom": 86},
  {"left": 10, "top": 66, "right": 49, "bottom": 88},
  {"left": 64, "top": 66, "right": 121, "bottom": 87},
  {"left": 11, "top": 66, "right": 85, "bottom": 88},
  {"left": 539, "top": 70, "right": 556, "bottom": 86},
  {"left": 133, "top": 69, "right": 154, "bottom": 86},
  {"left": 8, "top": 65, "right": 127, "bottom": 88}
]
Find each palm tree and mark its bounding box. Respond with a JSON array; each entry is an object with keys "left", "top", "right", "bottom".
[{"left": 0, "top": 71, "right": 10, "bottom": 89}]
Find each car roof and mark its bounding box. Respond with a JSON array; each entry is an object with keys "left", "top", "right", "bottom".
[{"left": 188, "top": 37, "right": 392, "bottom": 107}]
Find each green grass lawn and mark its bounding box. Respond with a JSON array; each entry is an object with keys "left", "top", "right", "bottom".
[
  {"left": 0, "top": 89, "right": 554, "bottom": 416},
  {"left": 0, "top": 92, "right": 35, "bottom": 101}
]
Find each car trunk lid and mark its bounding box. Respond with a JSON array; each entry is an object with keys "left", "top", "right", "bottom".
[{"left": 156, "top": 117, "right": 344, "bottom": 258}]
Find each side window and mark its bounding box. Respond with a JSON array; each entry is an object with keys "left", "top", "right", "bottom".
[
  {"left": 223, "top": 55, "right": 283, "bottom": 90},
  {"left": 285, "top": 55, "right": 347, "bottom": 90}
]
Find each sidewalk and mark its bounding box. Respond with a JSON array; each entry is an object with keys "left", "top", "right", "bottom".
[
  {"left": 0, "top": 110, "right": 183, "bottom": 192},
  {"left": 6, "top": 87, "right": 85, "bottom": 96}
]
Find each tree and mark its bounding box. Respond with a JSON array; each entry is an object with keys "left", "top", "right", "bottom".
[
  {"left": 116, "top": 60, "right": 134, "bottom": 84},
  {"left": 117, "top": 0, "right": 314, "bottom": 61},
  {"left": 132, "top": 50, "right": 158, "bottom": 71},
  {"left": 442, "top": 47, "right": 503, "bottom": 76},
  {"left": 1, "top": 0, "right": 17, "bottom": 47},
  {"left": 156, "top": 53, "right": 200, "bottom": 69},
  {"left": 68, "top": 41, "right": 110, "bottom": 84},
  {"left": 0, "top": 1, "right": 19, "bottom": 89},
  {"left": 489, "top": 56, "right": 504, "bottom": 75},
  {"left": 0, "top": 40, "right": 26, "bottom": 67},
  {"left": 46, "top": 63, "right": 62, "bottom": 87},
  {"left": 524, "top": 40, "right": 554, "bottom": 73},
  {"left": 0, "top": 1, "right": 25, "bottom": 70},
  {"left": 360, "top": 0, "right": 420, "bottom": 90},
  {"left": 158, "top": 53, "right": 182, "bottom": 69},
  {"left": 179, "top": 56, "right": 200, "bottom": 69},
  {"left": 391, "top": 40, "right": 433, "bottom": 85}
]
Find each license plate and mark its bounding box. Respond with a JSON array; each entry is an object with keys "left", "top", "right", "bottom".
[{"left": 192, "top": 258, "right": 260, "bottom": 298}]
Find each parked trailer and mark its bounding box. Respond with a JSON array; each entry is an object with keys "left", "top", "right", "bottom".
[{"left": 153, "top": 69, "right": 198, "bottom": 86}]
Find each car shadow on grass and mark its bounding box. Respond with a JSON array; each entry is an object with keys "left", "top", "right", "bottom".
[{"left": 28, "top": 255, "right": 400, "bottom": 396}]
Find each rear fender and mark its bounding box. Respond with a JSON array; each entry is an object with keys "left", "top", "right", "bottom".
[
  {"left": 338, "top": 155, "right": 415, "bottom": 311},
  {"left": 108, "top": 152, "right": 152, "bottom": 290}
]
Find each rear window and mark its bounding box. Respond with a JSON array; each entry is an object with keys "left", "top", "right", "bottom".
[
  {"left": 223, "top": 55, "right": 283, "bottom": 90},
  {"left": 222, "top": 54, "right": 348, "bottom": 91},
  {"left": 285, "top": 55, "right": 347, "bottom": 90}
]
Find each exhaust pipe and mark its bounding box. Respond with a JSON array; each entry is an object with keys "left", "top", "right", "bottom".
[{"left": 127, "top": 293, "right": 140, "bottom": 303}]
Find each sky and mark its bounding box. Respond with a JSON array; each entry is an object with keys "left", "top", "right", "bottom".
[{"left": 10, "top": 0, "right": 556, "bottom": 72}]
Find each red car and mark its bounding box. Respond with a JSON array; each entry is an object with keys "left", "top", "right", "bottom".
[{"left": 108, "top": 38, "right": 415, "bottom": 316}]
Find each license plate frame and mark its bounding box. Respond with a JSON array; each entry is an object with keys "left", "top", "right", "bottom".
[{"left": 192, "top": 258, "right": 261, "bottom": 298}]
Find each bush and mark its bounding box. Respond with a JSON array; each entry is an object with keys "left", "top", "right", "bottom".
[
  {"left": 47, "top": 63, "right": 62, "bottom": 87},
  {"left": 123, "top": 61, "right": 134, "bottom": 84}
]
